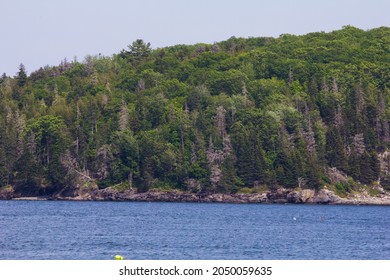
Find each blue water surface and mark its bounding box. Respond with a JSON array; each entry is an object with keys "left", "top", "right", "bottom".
[{"left": 0, "top": 201, "right": 389, "bottom": 259}]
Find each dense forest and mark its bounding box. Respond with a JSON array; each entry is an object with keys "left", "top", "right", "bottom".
[{"left": 1, "top": 26, "right": 390, "bottom": 197}]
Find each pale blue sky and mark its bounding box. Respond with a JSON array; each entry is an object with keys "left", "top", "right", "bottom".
[{"left": 1, "top": 0, "right": 389, "bottom": 75}]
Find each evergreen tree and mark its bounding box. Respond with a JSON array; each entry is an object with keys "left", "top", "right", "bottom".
[
  {"left": 326, "top": 127, "right": 348, "bottom": 172},
  {"left": 1, "top": 27, "right": 390, "bottom": 196},
  {"left": 16, "top": 64, "right": 27, "bottom": 87}
]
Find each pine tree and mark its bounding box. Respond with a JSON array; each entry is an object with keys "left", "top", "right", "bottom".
[
  {"left": 326, "top": 127, "right": 348, "bottom": 172},
  {"left": 16, "top": 64, "right": 27, "bottom": 87}
]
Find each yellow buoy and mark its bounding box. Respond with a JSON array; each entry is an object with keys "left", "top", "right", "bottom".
[{"left": 114, "top": 255, "right": 124, "bottom": 260}]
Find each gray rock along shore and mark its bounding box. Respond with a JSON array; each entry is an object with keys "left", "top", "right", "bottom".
[{"left": 2, "top": 185, "right": 390, "bottom": 205}]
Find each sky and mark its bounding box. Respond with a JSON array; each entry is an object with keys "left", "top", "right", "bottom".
[{"left": 1, "top": 0, "right": 390, "bottom": 76}]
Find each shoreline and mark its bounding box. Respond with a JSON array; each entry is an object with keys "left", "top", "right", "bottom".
[
  {"left": 2, "top": 187, "right": 390, "bottom": 206},
  {"left": 12, "top": 196, "right": 49, "bottom": 201}
]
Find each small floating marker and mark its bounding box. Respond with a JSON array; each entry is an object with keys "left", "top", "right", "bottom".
[
  {"left": 293, "top": 217, "right": 297, "bottom": 220},
  {"left": 115, "top": 255, "right": 124, "bottom": 260}
]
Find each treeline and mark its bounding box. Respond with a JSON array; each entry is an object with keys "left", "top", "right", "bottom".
[{"left": 1, "top": 26, "right": 390, "bottom": 195}]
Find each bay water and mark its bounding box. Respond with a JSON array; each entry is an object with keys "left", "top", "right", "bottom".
[{"left": 0, "top": 201, "right": 389, "bottom": 259}]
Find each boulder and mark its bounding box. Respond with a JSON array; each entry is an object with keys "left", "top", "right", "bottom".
[
  {"left": 312, "top": 189, "right": 340, "bottom": 204},
  {"left": 266, "top": 188, "right": 289, "bottom": 203}
]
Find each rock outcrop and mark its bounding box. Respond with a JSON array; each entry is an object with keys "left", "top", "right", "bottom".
[
  {"left": 49, "top": 186, "right": 389, "bottom": 205},
  {"left": 2, "top": 185, "right": 390, "bottom": 205},
  {"left": 311, "top": 189, "right": 341, "bottom": 204},
  {"left": 0, "top": 186, "right": 18, "bottom": 200}
]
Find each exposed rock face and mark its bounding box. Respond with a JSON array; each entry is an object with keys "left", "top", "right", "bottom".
[
  {"left": 266, "top": 188, "right": 289, "bottom": 203},
  {"left": 286, "top": 189, "right": 315, "bottom": 203},
  {"left": 48, "top": 187, "right": 351, "bottom": 204},
  {"left": 2, "top": 185, "right": 390, "bottom": 205},
  {"left": 312, "top": 189, "right": 341, "bottom": 204}
]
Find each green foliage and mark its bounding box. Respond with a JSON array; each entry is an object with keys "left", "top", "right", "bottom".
[
  {"left": 238, "top": 187, "right": 253, "bottom": 194},
  {"left": 1, "top": 27, "right": 390, "bottom": 195},
  {"left": 334, "top": 181, "right": 352, "bottom": 197},
  {"left": 367, "top": 186, "right": 381, "bottom": 197}
]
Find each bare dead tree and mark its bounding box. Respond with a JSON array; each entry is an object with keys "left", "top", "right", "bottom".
[
  {"left": 211, "top": 43, "right": 221, "bottom": 53},
  {"left": 334, "top": 105, "right": 344, "bottom": 130},
  {"left": 320, "top": 77, "right": 329, "bottom": 92},
  {"left": 288, "top": 66, "right": 293, "bottom": 87},
  {"left": 331, "top": 77, "right": 339, "bottom": 93},
  {"left": 136, "top": 79, "right": 145, "bottom": 93},
  {"left": 26, "top": 131, "right": 37, "bottom": 162},
  {"left": 96, "top": 145, "right": 112, "bottom": 180},
  {"left": 355, "top": 83, "right": 365, "bottom": 115},
  {"left": 14, "top": 110, "right": 26, "bottom": 160},
  {"left": 304, "top": 103, "right": 316, "bottom": 157},
  {"left": 242, "top": 81, "right": 248, "bottom": 107},
  {"left": 216, "top": 106, "right": 226, "bottom": 138},
  {"left": 377, "top": 92, "right": 390, "bottom": 143},
  {"left": 297, "top": 177, "right": 308, "bottom": 188},
  {"left": 91, "top": 70, "right": 99, "bottom": 85},
  {"left": 352, "top": 133, "right": 366, "bottom": 156},
  {"left": 119, "top": 101, "right": 129, "bottom": 132}
]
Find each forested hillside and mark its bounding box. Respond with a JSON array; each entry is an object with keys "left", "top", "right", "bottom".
[{"left": 1, "top": 26, "right": 390, "bottom": 196}]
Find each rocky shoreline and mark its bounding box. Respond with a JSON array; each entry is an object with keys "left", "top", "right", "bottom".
[{"left": 2, "top": 185, "right": 390, "bottom": 205}]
